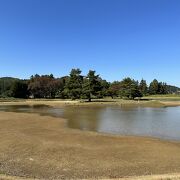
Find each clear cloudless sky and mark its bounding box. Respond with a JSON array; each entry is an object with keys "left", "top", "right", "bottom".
[{"left": 0, "top": 0, "right": 180, "bottom": 86}]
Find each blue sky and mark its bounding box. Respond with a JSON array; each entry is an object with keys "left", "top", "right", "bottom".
[{"left": 0, "top": 0, "right": 180, "bottom": 86}]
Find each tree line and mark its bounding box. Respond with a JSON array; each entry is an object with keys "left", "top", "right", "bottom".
[{"left": 0, "top": 69, "right": 179, "bottom": 101}]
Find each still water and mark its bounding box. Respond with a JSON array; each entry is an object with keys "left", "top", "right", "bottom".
[{"left": 0, "top": 105, "right": 180, "bottom": 140}]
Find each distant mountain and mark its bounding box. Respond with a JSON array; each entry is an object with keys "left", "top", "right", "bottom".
[
  {"left": 166, "top": 85, "right": 180, "bottom": 94},
  {"left": 0, "top": 77, "right": 19, "bottom": 83},
  {"left": 0, "top": 77, "right": 19, "bottom": 96}
]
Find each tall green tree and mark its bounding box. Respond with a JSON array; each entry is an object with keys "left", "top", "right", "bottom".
[
  {"left": 82, "top": 70, "right": 102, "bottom": 102},
  {"left": 0, "top": 77, "right": 18, "bottom": 97},
  {"left": 139, "top": 79, "right": 148, "bottom": 96},
  {"left": 149, "top": 79, "right": 159, "bottom": 95},
  {"left": 65, "top": 69, "right": 83, "bottom": 100},
  {"left": 119, "top": 78, "right": 142, "bottom": 99},
  {"left": 100, "top": 79, "right": 110, "bottom": 97},
  {"left": 158, "top": 82, "right": 168, "bottom": 94},
  {"left": 107, "top": 81, "right": 121, "bottom": 98},
  {"left": 55, "top": 76, "right": 69, "bottom": 98},
  {"left": 11, "top": 80, "right": 29, "bottom": 98}
]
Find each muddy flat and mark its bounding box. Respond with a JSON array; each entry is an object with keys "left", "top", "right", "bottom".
[
  {"left": 1, "top": 98, "right": 180, "bottom": 107},
  {"left": 0, "top": 109, "right": 180, "bottom": 179}
]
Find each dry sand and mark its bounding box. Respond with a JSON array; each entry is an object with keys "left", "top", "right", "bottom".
[{"left": 0, "top": 107, "right": 180, "bottom": 179}]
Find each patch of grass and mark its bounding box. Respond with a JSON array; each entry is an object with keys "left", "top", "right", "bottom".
[
  {"left": 0, "top": 98, "right": 26, "bottom": 102},
  {"left": 0, "top": 171, "right": 5, "bottom": 175},
  {"left": 144, "top": 95, "right": 180, "bottom": 101}
]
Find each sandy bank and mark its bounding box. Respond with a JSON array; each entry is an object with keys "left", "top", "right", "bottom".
[
  {"left": 1, "top": 173, "right": 180, "bottom": 180},
  {"left": 1, "top": 99, "right": 180, "bottom": 108},
  {"left": 0, "top": 111, "right": 180, "bottom": 179}
]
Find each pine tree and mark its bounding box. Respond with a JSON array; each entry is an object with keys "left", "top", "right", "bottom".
[
  {"left": 149, "top": 79, "right": 159, "bottom": 95},
  {"left": 139, "top": 79, "right": 148, "bottom": 96},
  {"left": 119, "top": 78, "right": 142, "bottom": 99},
  {"left": 82, "top": 70, "right": 102, "bottom": 102},
  {"left": 65, "top": 69, "right": 83, "bottom": 100}
]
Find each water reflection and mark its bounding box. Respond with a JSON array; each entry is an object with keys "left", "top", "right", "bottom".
[
  {"left": 0, "top": 105, "right": 180, "bottom": 140},
  {"left": 63, "top": 106, "right": 104, "bottom": 131}
]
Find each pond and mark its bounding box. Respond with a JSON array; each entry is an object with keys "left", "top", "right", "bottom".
[{"left": 0, "top": 105, "right": 180, "bottom": 141}]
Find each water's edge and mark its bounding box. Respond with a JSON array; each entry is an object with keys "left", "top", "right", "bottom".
[{"left": 0, "top": 104, "right": 180, "bottom": 141}]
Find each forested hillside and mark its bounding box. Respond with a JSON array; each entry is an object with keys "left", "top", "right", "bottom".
[
  {"left": 0, "top": 77, "right": 19, "bottom": 97},
  {"left": 0, "top": 69, "right": 179, "bottom": 100},
  {"left": 166, "top": 85, "right": 180, "bottom": 94}
]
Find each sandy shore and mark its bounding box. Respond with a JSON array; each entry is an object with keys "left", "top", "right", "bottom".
[
  {"left": 1, "top": 174, "right": 180, "bottom": 180},
  {"left": 0, "top": 107, "right": 180, "bottom": 179}
]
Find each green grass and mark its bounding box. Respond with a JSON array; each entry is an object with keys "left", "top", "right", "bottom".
[
  {"left": 0, "top": 97, "right": 26, "bottom": 102},
  {"left": 0, "top": 171, "right": 5, "bottom": 175},
  {"left": 144, "top": 94, "right": 180, "bottom": 101},
  {"left": 146, "top": 94, "right": 180, "bottom": 97}
]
